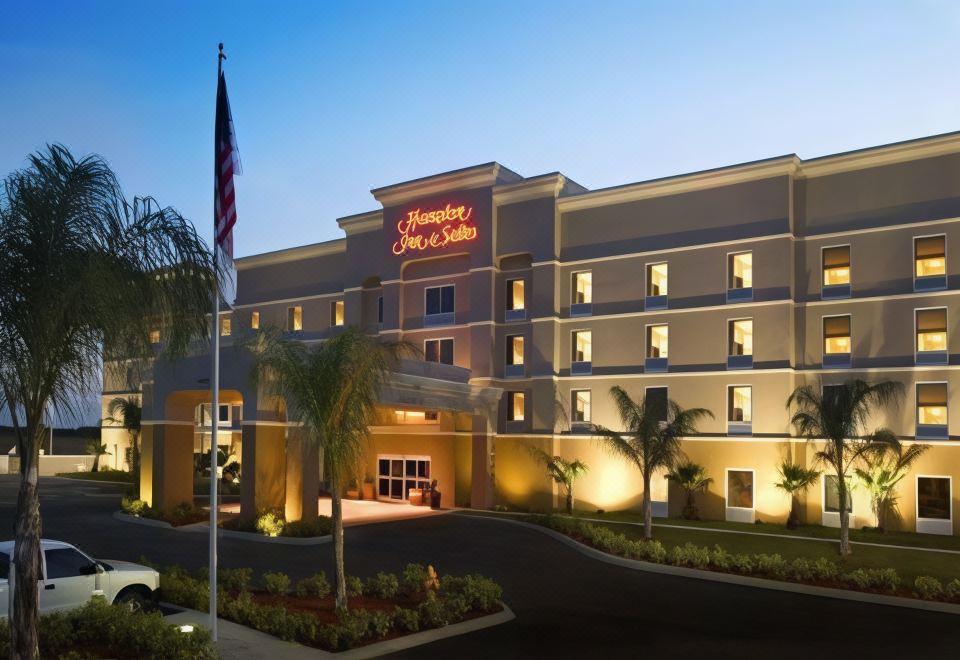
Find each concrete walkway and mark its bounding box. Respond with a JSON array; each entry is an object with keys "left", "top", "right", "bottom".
[{"left": 218, "top": 497, "right": 447, "bottom": 527}]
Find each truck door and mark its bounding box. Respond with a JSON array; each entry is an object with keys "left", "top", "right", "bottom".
[{"left": 40, "top": 547, "right": 96, "bottom": 612}]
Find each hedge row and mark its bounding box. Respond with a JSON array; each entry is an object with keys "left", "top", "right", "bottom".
[
  {"left": 0, "top": 597, "right": 216, "bottom": 660},
  {"left": 159, "top": 563, "right": 502, "bottom": 651},
  {"left": 531, "top": 515, "right": 960, "bottom": 603}
]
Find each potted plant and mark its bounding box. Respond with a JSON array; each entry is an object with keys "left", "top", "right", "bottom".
[
  {"left": 345, "top": 477, "right": 360, "bottom": 500},
  {"left": 361, "top": 475, "right": 375, "bottom": 500}
]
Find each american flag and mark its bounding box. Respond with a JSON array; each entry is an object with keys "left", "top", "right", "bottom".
[{"left": 214, "top": 70, "right": 241, "bottom": 262}]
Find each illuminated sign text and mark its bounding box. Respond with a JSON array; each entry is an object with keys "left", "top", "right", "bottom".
[{"left": 392, "top": 204, "right": 478, "bottom": 255}]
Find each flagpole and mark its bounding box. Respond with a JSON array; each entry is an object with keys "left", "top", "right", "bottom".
[{"left": 209, "top": 41, "right": 226, "bottom": 643}]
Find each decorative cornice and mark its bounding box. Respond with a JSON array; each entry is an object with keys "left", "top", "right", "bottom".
[
  {"left": 235, "top": 238, "right": 346, "bottom": 270},
  {"left": 493, "top": 174, "right": 567, "bottom": 206},
  {"left": 371, "top": 162, "right": 523, "bottom": 207},
  {"left": 336, "top": 210, "right": 383, "bottom": 236},
  {"left": 799, "top": 130, "right": 960, "bottom": 178}
]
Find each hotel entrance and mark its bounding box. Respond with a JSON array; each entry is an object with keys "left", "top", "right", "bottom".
[{"left": 377, "top": 454, "right": 431, "bottom": 502}]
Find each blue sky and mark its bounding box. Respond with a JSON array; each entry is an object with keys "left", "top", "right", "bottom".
[{"left": 3, "top": 1, "right": 960, "bottom": 259}]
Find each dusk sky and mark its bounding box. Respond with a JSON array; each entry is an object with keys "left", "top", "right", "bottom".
[{"left": 3, "top": 1, "right": 960, "bottom": 261}]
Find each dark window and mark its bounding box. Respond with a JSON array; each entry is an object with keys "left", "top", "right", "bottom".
[
  {"left": 727, "top": 470, "right": 754, "bottom": 509},
  {"left": 377, "top": 296, "right": 384, "bottom": 324},
  {"left": 0, "top": 554, "right": 8, "bottom": 580},
  {"left": 45, "top": 548, "right": 93, "bottom": 580},
  {"left": 918, "top": 477, "right": 951, "bottom": 520},
  {"left": 424, "top": 338, "right": 454, "bottom": 365},
  {"left": 824, "top": 475, "right": 853, "bottom": 513},
  {"left": 425, "top": 285, "right": 454, "bottom": 315},
  {"left": 645, "top": 387, "right": 668, "bottom": 423}
]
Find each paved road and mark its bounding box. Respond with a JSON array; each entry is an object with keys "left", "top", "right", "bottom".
[{"left": 0, "top": 476, "right": 956, "bottom": 659}]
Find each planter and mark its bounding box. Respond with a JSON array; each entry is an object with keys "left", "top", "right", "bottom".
[
  {"left": 362, "top": 482, "right": 375, "bottom": 500},
  {"left": 346, "top": 489, "right": 360, "bottom": 500}
]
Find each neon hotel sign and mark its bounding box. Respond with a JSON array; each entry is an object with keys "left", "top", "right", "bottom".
[{"left": 391, "top": 203, "right": 478, "bottom": 255}]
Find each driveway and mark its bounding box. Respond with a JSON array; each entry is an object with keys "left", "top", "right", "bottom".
[{"left": 0, "top": 476, "right": 956, "bottom": 659}]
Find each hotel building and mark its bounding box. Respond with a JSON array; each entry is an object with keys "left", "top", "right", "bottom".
[{"left": 103, "top": 132, "right": 960, "bottom": 535}]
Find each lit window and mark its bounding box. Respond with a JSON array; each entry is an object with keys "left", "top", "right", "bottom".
[
  {"left": 378, "top": 296, "right": 384, "bottom": 325},
  {"left": 647, "top": 263, "right": 668, "bottom": 296},
  {"left": 727, "top": 470, "right": 754, "bottom": 509},
  {"left": 149, "top": 329, "right": 160, "bottom": 344},
  {"left": 424, "top": 338, "right": 454, "bottom": 365},
  {"left": 915, "top": 236, "right": 946, "bottom": 278},
  {"left": 824, "top": 475, "right": 853, "bottom": 513},
  {"left": 647, "top": 324, "right": 669, "bottom": 358},
  {"left": 823, "top": 315, "right": 851, "bottom": 354},
  {"left": 572, "top": 271, "right": 592, "bottom": 305},
  {"left": 728, "top": 386, "right": 752, "bottom": 422},
  {"left": 507, "top": 391, "right": 525, "bottom": 421},
  {"left": 393, "top": 410, "right": 439, "bottom": 425},
  {"left": 729, "top": 252, "right": 752, "bottom": 289},
  {"left": 729, "top": 319, "right": 753, "bottom": 356},
  {"left": 916, "top": 308, "right": 947, "bottom": 353},
  {"left": 572, "top": 390, "right": 591, "bottom": 423},
  {"left": 425, "top": 285, "right": 455, "bottom": 316},
  {"left": 250, "top": 311, "right": 260, "bottom": 330},
  {"left": 823, "top": 246, "right": 851, "bottom": 286},
  {"left": 572, "top": 330, "right": 592, "bottom": 363},
  {"left": 917, "top": 383, "right": 948, "bottom": 426},
  {"left": 219, "top": 317, "right": 231, "bottom": 337},
  {"left": 507, "top": 335, "right": 524, "bottom": 366},
  {"left": 918, "top": 477, "right": 951, "bottom": 520},
  {"left": 507, "top": 279, "right": 525, "bottom": 310},
  {"left": 287, "top": 306, "right": 302, "bottom": 332},
  {"left": 331, "top": 300, "right": 344, "bottom": 326}
]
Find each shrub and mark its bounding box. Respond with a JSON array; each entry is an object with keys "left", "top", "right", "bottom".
[
  {"left": 365, "top": 571, "right": 400, "bottom": 599},
  {"left": 393, "top": 606, "right": 420, "bottom": 633},
  {"left": 710, "top": 545, "right": 732, "bottom": 571},
  {"left": 669, "top": 543, "right": 710, "bottom": 569},
  {"left": 218, "top": 567, "right": 252, "bottom": 593},
  {"left": 811, "top": 557, "right": 838, "bottom": 581},
  {"left": 367, "top": 610, "right": 393, "bottom": 638},
  {"left": 263, "top": 571, "right": 291, "bottom": 596},
  {"left": 336, "top": 609, "right": 373, "bottom": 648},
  {"left": 314, "top": 624, "right": 339, "bottom": 651},
  {"left": 945, "top": 579, "right": 960, "bottom": 602},
  {"left": 121, "top": 496, "right": 148, "bottom": 516},
  {"left": 843, "top": 568, "right": 899, "bottom": 593},
  {"left": 638, "top": 540, "right": 668, "bottom": 564},
  {"left": 401, "top": 563, "right": 431, "bottom": 595},
  {"left": 788, "top": 557, "right": 816, "bottom": 582},
  {"left": 417, "top": 592, "right": 449, "bottom": 628},
  {"left": 754, "top": 553, "right": 789, "bottom": 580},
  {"left": 346, "top": 575, "right": 364, "bottom": 597},
  {"left": 295, "top": 572, "right": 331, "bottom": 598},
  {"left": 282, "top": 517, "right": 332, "bottom": 538},
  {"left": 443, "top": 593, "right": 470, "bottom": 620},
  {"left": 730, "top": 554, "right": 754, "bottom": 574},
  {"left": 914, "top": 575, "right": 944, "bottom": 600},
  {"left": 171, "top": 501, "right": 197, "bottom": 523},
  {"left": 256, "top": 510, "right": 285, "bottom": 537},
  {"left": 161, "top": 565, "right": 208, "bottom": 611},
  {"left": 440, "top": 574, "right": 503, "bottom": 612}
]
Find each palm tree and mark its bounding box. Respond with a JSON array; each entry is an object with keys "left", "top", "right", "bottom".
[
  {"left": 666, "top": 462, "right": 713, "bottom": 520},
  {"left": 249, "top": 325, "right": 408, "bottom": 611},
  {"left": 0, "top": 145, "right": 213, "bottom": 658},
  {"left": 855, "top": 440, "right": 929, "bottom": 532},
  {"left": 787, "top": 379, "right": 903, "bottom": 555},
  {"left": 85, "top": 439, "right": 111, "bottom": 473},
  {"left": 524, "top": 444, "right": 588, "bottom": 514},
  {"left": 105, "top": 396, "right": 142, "bottom": 492},
  {"left": 592, "top": 386, "right": 712, "bottom": 539},
  {"left": 774, "top": 461, "right": 820, "bottom": 529}
]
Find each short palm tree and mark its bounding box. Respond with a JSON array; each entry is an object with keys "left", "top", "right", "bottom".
[
  {"left": 666, "top": 462, "right": 713, "bottom": 520},
  {"left": 592, "top": 386, "right": 712, "bottom": 539},
  {"left": 85, "top": 439, "right": 111, "bottom": 473},
  {"left": 0, "top": 145, "right": 213, "bottom": 657},
  {"left": 774, "top": 461, "right": 820, "bottom": 529},
  {"left": 105, "top": 396, "right": 142, "bottom": 493},
  {"left": 787, "top": 379, "right": 903, "bottom": 555},
  {"left": 855, "top": 440, "right": 929, "bottom": 532},
  {"left": 525, "top": 443, "right": 588, "bottom": 514},
  {"left": 250, "top": 325, "right": 408, "bottom": 610}
]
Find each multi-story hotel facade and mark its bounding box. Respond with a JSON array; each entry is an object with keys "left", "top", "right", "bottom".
[{"left": 104, "top": 132, "right": 960, "bottom": 535}]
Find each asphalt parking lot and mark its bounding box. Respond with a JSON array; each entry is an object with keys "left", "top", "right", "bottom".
[{"left": 1, "top": 475, "right": 957, "bottom": 659}]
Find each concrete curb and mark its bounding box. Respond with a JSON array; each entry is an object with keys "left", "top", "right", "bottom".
[
  {"left": 162, "top": 602, "right": 515, "bottom": 659},
  {"left": 48, "top": 476, "right": 132, "bottom": 486},
  {"left": 112, "top": 511, "right": 332, "bottom": 545},
  {"left": 458, "top": 512, "right": 960, "bottom": 616}
]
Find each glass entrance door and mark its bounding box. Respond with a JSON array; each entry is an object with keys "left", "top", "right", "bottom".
[{"left": 377, "top": 455, "right": 431, "bottom": 501}]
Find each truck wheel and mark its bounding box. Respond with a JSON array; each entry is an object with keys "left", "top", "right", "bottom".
[{"left": 115, "top": 588, "right": 149, "bottom": 613}]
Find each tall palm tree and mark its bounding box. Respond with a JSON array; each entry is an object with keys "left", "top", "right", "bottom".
[
  {"left": 855, "top": 440, "right": 929, "bottom": 532},
  {"left": 774, "top": 460, "right": 820, "bottom": 529},
  {"left": 787, "top": 379, "right": 903, "bottom": 555},
  {"left": 666, "top": 462, "right": 713, "bottom": 520},
  {"left": 524, "top": 443, "right": 588, "bottom": 514},
  {"left": 0, "top": 145, "right": 213, "bottom": 658},
  {"left": 250, "top": 325, "right": 408, "bottom": 611},
  {"left": 105, "top": 396, "right": 142, "bottom": 494},
  {"left": 592, "top": 386, "right": 712, "bottom": 539}
]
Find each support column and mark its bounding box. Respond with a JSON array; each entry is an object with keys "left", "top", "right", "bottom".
[
  {"left": 240, "top": 424, "right": 286, "bottom": 520},
  {"left": 142, "top": 423, "right": 193, "bottom": 515},
  {"left": 285, "top": 429, "right": 320, "bottom": 522},
  {"left": 471, "top": 414, "right": 494, "bottom": 509}
]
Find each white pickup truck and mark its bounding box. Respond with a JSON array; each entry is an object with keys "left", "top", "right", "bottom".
[{"left": 0, "top": 539, "right": 160, "bottom": 616}]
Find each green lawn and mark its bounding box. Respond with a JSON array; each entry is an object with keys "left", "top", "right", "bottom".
[{"left": 54, "top": 469, "right": 133, "bottom": 483}]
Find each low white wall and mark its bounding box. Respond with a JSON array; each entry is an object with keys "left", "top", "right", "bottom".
[
  {"left": 39, "top": 455, "right": 96, "bottom": 476},
  {"left": 0, "top": 455, "right": 8, "bottom": 475}
]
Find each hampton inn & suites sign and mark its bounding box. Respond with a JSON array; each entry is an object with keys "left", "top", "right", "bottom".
[{"left": 391, "top": 204, "right": 478, "bottom": 255}]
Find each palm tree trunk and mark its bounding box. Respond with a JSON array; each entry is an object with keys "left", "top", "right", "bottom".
[
  {"left": 131, "top": 431, "right": 140, "bottom": 498},
  {"left": 330, "top": 474, "right": 347, "bottom": 611},
  {"left": 12, "top": 430, "right": 42, "bottom": 660},
  {"left": 565, "top": 484, "right": 573, "bottom": 515},
  {"left": 642, "top": 472, "right": 653, "bottom": 540},
  {"left": 838, "top": 476, "right": 852, "bottom": 556}
]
